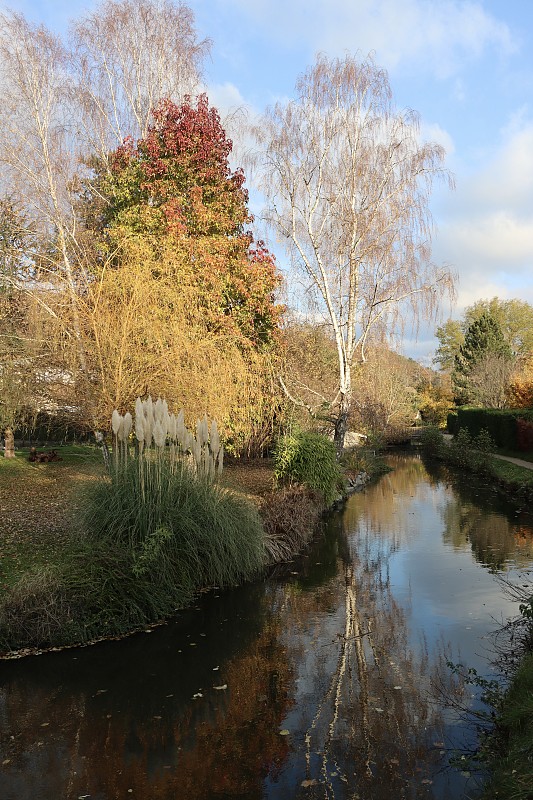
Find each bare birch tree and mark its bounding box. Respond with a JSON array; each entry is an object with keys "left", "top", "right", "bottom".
[
  {"left": 71, "top": 0, "right": 210, "bottom": 160},
  {"left": 253, "top": 53, "right": 456, "bottom": 453},
  {"left": 0, "top": 11, "right": 87, "bottom": 372},
  {"left": 0, "top": 2, "right": 210, "bottom": 428}
]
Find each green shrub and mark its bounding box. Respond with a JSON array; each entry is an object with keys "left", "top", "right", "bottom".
[
  {"left": 419, "top": 426, "right": 445, "bottom": 457},
  {"left": 447, "top": 428, "right": 473, "bottom": 469},
  {"left": 273, "top": 430, "right": 342, "bottom": 506}
]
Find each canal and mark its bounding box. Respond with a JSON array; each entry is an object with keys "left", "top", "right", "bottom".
[{"left": 1, "top": 453, "right": 532, "bottom": 799}]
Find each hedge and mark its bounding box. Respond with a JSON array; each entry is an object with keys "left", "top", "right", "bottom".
[{"left": 446, "top": 408, "right": 533, "bottom": 451}]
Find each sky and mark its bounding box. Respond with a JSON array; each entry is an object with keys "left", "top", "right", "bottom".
[{"left": 4, "top": 0, "right": 533, "bottom": 363}]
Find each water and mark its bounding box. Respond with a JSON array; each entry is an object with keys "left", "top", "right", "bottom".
[{"left": 1, "top": 453, "right": 532, "bottom": 800}]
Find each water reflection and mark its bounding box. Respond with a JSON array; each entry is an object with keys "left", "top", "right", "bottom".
[
  {"left": 423, "top": 458, "right": 533, "bottom": 571},
  {"left": 0, "top": 585, "right": 293, "bottom": 800},
  {"left": 1, "top": 454, "right": 532, "bottom": 800}
]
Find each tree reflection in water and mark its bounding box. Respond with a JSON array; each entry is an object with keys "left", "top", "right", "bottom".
[
  {"left": 423, "top": 457, "right": 533, "bottom": 571},
  {"left": 274, "top": 525, "right": 458, "bottom": 800}
]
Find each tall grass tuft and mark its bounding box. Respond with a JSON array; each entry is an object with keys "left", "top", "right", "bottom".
[
  {"left": 83, "top": 456, "right": 265, "bottom": 589},
  {"left": 273, "top": 430, "right": 343, "bottom": 506},
  {"left": 0, "top": 400, "right": 264, "bottom": 654}
]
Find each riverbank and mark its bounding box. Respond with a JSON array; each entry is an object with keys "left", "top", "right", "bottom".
[
  {"left": 481, "top": 651, "right": 533, "bottom": 799},
  {"left": 0, "top": 444, "right": 383, "bottom": 657},
  {"left": 421, "top": 427, "right": 533, "bottom": 506}
]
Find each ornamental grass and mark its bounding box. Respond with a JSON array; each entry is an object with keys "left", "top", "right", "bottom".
[{"left": 0, "top": 399, "right": 265, "bottom": 654}]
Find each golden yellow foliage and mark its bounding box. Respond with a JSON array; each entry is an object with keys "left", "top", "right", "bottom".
[{"left": 507, "top": 353, "right": 533, "bottom": 408}]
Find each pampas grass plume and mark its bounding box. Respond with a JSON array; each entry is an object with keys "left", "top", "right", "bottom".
[
  {"left": 153, "top": 420, "right": 166, "bottom": 448},
  {"left": 112, "top": 409, "right": 122, "bottom": 435},
  {"left": 122, "top": 412, "right": 132, "bottom": 441}
]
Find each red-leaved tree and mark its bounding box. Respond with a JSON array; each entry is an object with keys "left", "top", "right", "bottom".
[{"left": 95, "top": 95, "right": 283, "bottom": 351}]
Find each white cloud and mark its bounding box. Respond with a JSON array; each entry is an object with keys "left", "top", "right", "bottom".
[
  {"left": 433, "top": 113, "right": 533, "bottom": 317},
  {"left": 449, "top": 213, "right": 533, "bottom": 265},
  {"left": 224, "top": 0, "right": 516, "bottom": 78}
]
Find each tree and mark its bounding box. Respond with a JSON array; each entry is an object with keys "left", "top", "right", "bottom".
[
  {"left": 0, "top": 3, "right": 213, "bottom": 437},
  {"left": 89, "top": 95, "right": 283, "bottom": 351},
  {"left": 467, "top": 351, "right": 515, "bottom": 409},
  {"left": 280, "top": 320, "right": 339, "bottom": 428},
  {"left": 507, "top": 354, "right": 533, "bottom": 408},
  {"left": 416, "top": 369, "right": 453, "bottom": 427},
  {"left": 433, "top": 319, "right": 464, "bottom": 372},
  {"left": 253, "top": 53, "right": 455, "bottom": 454},
  {"left": 0, "top": 11, "right": 86, "bottom": 373},
  {"left": 452, "top": 312, "right": 513, "bottom": 405},
  {"left": 72, "top": 0, "right": 210, "bottom": 160},
  {"left": 72, "top": 97, "right": 283, "bottom": 448},
  {"left": 464, "top": 298, "right": 533, "bottom": 356},
  {"left": 351, "top": 347, "right": 418, "bottom": 436},
  {"left": 434, "top": 297, "right": 533, "bottom": 372}
]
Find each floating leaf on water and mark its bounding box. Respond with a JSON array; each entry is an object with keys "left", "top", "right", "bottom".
[
  {"left": 301, "top": 779, "right": 317, "bottom": 788},
  {"left": 433, "top": 741, "right": 445, "bottom": 748},
  {"left": 2, "top": 759, "right": 11, "bottom": 766},
  {"left": 279, "top": 729, "right": 290, "bottom": 736}
]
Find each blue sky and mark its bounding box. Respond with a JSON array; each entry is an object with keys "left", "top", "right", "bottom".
[{"left": 5, "top": 0, "right": 533, "bottom": 362}]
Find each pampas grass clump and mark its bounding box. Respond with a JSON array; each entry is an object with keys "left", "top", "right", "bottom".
[{"left": 83, "top": 457, "right": 265, "bottom": 589}]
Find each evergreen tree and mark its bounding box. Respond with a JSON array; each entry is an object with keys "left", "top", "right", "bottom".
[{"left": 452, "top": 312, "right": 513, "bottom": 405}]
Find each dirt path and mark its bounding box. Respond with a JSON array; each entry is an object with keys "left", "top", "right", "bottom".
[
  {"left": 491, "top": 454, "right": 533, "bottom": 470},
  {"left": 441, "top": 434, "right": 533, "bottom": 471}
]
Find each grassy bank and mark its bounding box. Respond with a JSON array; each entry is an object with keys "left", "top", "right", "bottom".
[
  {"left": 420, "top": 427, "right": 533, "bottom": 503},
  {"left": 0, "top": 446, "right": 271, "bottom": 654},
  {"left": 0, "top": 440, "right": 384, "bottom": 656},
  {"left": 481, "top": 651, "right": 533, "bottom": 799}
]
